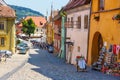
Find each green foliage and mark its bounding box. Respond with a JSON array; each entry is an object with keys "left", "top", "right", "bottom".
[
  {"left": 22, "top": 18, "right": 36, "bottom": 37},
  {"left": 115, "top": 14, "right": 120, "bottom": 20},
  {"left": 94, "top": 15, "right": 100, "bottom": 21},
  {"left": 60, "top": 11, "right": 67, "bottom": 17},
  {"left": 9, "top": 5, "right": 44, "bottom": 20}
]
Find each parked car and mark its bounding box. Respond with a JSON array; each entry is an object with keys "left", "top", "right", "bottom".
[
  {"left": 17, "top": 42, "right": 29, "bottom": 54},
  {"left": 17, "top": 42, "right": 29, "bottom": 50},
  {"left": 18, "top": 47, "right": 27, "bottom": 54},
  {"left": 22, "top": 43, "right": 29, "bottom": 50},
  {"left": 48, "top": 46, "right": 54, "bottom": 53}
]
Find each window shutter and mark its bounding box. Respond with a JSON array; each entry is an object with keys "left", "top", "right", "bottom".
[
  {"left": 1, "top": 37, "right": 5, "bottom": 46},
  {"left": 99, "top": 0, "right": 104, "bottom": 10},
  {"left": 71, "top": 17, "right": 73, "bottom": 28},
  {"left": 77, "top": 16, "right": 81, "bottom": 29},
  {"left": 84, "top": 15, "right": 88, "bottom": 29},
  {"left": 0, "top": 22, "right": 4, "bottom": 30}
]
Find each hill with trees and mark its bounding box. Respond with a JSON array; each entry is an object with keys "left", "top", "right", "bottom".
[{"left": 9, "top": 5, "right": 44, "bottom": 20}]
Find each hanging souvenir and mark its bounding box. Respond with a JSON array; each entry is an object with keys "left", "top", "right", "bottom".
[
  {"left": 102, "top": 46, "right": 106, "bottom": 53},
  {"left": 116, "top": 45, "right": 120, "bottom": 55},
  {"left": 113, "top": 44, "right": 117, "bottom": 55},
  {"left": 108, "top": 44, "right": 113, "bottom": 52}
]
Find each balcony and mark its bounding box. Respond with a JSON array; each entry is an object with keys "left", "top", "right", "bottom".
[{"left": 65, "top": 21, "right": 81, "bottom": 29}]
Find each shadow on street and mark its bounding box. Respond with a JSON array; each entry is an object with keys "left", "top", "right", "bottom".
[{"left": 27, "top": 48, "right": 120, "bottom": 80}]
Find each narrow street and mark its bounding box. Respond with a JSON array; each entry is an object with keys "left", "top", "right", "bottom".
[{"left": 6, "top": 46, "right": 119, "bottom": 80}]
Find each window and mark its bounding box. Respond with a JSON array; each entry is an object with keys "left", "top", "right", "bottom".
[
  {"left": 0, "top": 22, "right": 4, "bottom": 30},
  {"left": 77, "top": 16, "right": 81, "bottom": 29},
  {"left": 1, "top": 37, "right": 5, "bottom": 46},
  {"left": 40, "top": 22, "right": 43, "bottom": 25},
  {"left": 71, "top": 17, "right": 73, "bottom": 28},
  {"left": 36, "top": 29, "right": 38, "bottom": 32},
  {"left": 68, "top": 18, "right": 70, "bottom": 22},
  {"left": 99, "top": 0, "right": 105, "bottom": 10},
  {"left": 84, "top": 15, "right": 88, "bottom": 29},
  {"left": 67, "top": 18, "right": 70, "bottom": 27},
  {"left": 65, "top": 18, "right": 70, "bottom": 27},
  {"left": 78, "top": 46, "right": 80, "bottom": 52}
]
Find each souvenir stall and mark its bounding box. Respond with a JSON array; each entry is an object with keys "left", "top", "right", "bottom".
[
  {"left": 76, "top": 56, "right": 87, "bottom": 72},
  {"left": 92, "top": 44, "right": 120, "bottom": 76}
]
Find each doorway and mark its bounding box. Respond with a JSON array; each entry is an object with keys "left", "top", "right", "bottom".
[{"left": 91, "top": 32, "right": 103, "bottom": 64}]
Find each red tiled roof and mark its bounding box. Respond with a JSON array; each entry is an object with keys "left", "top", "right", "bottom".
[
  {"left": 19, "top": 16, "right": 47, "bottom": 28},
  {"left": 0, "top": 5, "right": 16, "bottom": 18},
  {"left": 63, "top": 0, "right": 90, "bottom": 11}
]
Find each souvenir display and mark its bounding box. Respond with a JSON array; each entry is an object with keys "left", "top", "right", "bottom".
[{"left": 92, "top": 44, "right": 120, "bottom": 76}]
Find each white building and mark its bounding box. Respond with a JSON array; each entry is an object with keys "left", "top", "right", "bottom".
[{"left": 64, "top": 0, "right": 90, "bottom": 64}]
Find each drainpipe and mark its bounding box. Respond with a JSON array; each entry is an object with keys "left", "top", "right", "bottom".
[
  {"left": 87, "top": 1, "right": 92, "bottom": 66},
  {"left": 60, "top": 16, "right": 65, "bottom": 59}
]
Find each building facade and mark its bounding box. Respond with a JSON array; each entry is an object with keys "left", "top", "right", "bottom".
[
  {"left": 16, "top": 16, "right": 47, "bottom": 42},
  {"left": 0, "top": 0, "right": 16, "bottom": 53},
  {"left": 64, "top": 0, "right": 90, "bottom": 64},
  {"left": 46, "top": 23, "right": 54, "bottom": 45},
  {"left": 88, "top": 0, "right": 120, "bottom": 65},
  {"left": 53, "top": 13, "right": 61, "bottom": 54}
]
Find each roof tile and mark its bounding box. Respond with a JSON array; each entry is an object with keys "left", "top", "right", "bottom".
[
  {"left": 0, "top": 0, "right": 16, "bottom": 18},
  {"left": 63, "top": 0, "right": 90, "bottom": 10}
]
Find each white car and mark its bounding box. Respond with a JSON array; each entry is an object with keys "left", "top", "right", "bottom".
[{"left": 0, "top": 50, "right": 12, "bottom": 58}]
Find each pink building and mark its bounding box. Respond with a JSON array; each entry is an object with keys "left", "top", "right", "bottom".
[{"left": 64, "top": 0, "right": 91, "bottom": 64}]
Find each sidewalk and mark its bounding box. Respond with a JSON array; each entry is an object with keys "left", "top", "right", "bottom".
[{"left": 0, "top": 52, "right": 29, "bottom": 80}]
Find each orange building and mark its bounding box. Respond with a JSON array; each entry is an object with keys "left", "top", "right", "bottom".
[{"left": 88, "top": 0, "right": 120, "bottom": 66}]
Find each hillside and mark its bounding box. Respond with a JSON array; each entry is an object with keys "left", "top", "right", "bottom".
[{"left": 9, "top": 5, "right": 44, "bottom": 20}]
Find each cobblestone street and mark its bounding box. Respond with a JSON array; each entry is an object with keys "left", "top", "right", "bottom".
[{"left": 7, "top": 47, "right": 119, "bottom": 80}]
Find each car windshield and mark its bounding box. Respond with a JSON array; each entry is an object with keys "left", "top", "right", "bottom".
[{"left": 18, "top": 43, "right": 27, "bottom": 46}]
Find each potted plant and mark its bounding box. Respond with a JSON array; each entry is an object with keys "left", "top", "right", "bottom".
[
  {"left": 94, "top": 15, "right": 100, "bottom": 21},
  {"left": 113, "top": 14, "right": 120, "bottom": 20}
]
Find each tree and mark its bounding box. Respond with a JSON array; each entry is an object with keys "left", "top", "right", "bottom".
[{"left": 21, "top": 18, "right": 36, "bottom": 37}]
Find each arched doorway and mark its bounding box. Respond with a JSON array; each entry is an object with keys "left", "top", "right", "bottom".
[{"left": 91, "top": 32, "right": 103, "bottom": 64}]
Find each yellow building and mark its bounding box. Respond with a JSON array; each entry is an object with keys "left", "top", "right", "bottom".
[
  {"left": 46, "top": 22, "right": 54, "bottom": 45},
  {"left": 0, "top": 1, "right": 16, "bottom": 53},
  {"left": 46, "top": 8, "right": 55, "bottom": 46},
  {"left": 88, "top": 0, "right": 120, "bottom": 65}
]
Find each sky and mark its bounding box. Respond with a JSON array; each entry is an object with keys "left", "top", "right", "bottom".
[{"left": 5, "top": 0, "right": 69, "bottom": 16}]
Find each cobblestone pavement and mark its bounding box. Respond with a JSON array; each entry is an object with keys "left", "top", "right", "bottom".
[
  {"left": 0, "top": 52, "right": 28, "bottom": 80},
  {"left": 7, "top": 47, "right": 120, "bottom": 80}
]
